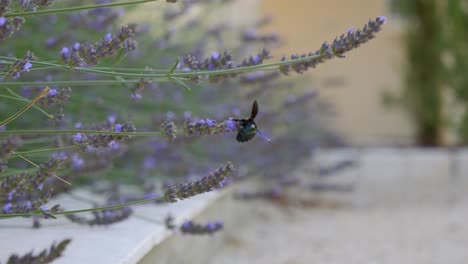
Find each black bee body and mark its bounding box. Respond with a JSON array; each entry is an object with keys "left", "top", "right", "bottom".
[{"left": 233, "top": 101, "right": 259, "bottom": 143}]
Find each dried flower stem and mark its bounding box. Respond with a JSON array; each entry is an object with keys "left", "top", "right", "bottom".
[
  {"left": 0, "top": 86, "right": 49, "bottom": 126},
  {"left": 2, "top": 87, "right": 53, "bottom": 118}
]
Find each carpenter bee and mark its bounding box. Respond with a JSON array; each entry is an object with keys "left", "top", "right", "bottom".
[{"left": 233, "top": 100, "right": 271, "bottom": 143}]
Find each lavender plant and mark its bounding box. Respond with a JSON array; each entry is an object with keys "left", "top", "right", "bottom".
[{"left": 0, "top": 0, "right": 385, "bottom": 261}]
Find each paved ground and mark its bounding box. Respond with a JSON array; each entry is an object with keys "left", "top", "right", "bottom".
[{"left": 205, "top": 195, "right": 468, "bottom": 264}]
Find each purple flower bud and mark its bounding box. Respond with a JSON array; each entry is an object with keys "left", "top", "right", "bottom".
[
  {"left": 251, "top": 54, "right": 261, "bottom": 64},
  {"left": 7, "top": 190, "right": 14, "bottom": 201},
  {"left": 166, "top": 111, "right": 175, "bottom": 120},
  {"left": 182, "top": 221, "right": 193, "bottom": 229},
  {"left": 105, "top": 33, "right": 112, "bottom": 42},
  {"left": 48, "top": 89, "right": 58, "bottom": 96},
  {"left": 143, "top": 156, "right": 156, "bottom": 169},
  {"left": 211, "top": 52, "right": 220, "bottom": 60},
  {"left": 107, "top": 115, "right": 116, "bottom": 124},
  {"left": 131, "top": 93, "right": 142, "bottom": 100},
  {"left": 206, "top": 222, "right": 216, "bottom": 231},
  {"left": 206, "top": 119, "right": 216, "bottom": 127},
  {"left": 71, "top": 154, "right": 84, "bottom": 170},
  {"left": 73, "top": 133, "right": 83, "bottom": 142},
  {"left": 23, "top": 61, "right": 32, "bottom": 72},
  {"left": 0, "top": 17, "right": 6, "bottom": 27},
  {"left": 74, "top": 122, "right": 82, "bottom": 129},
  {"left": 37, "top": 183, "right": 44, "bottom": 190},
  {"left": 114, "top": 123, "right": 123, "bottom": 132},
  {"left": 73, "top": 42, "right": 80, "bottom": 50},
  {"left": 108, "top": 141, "right": 120, "bottom": 149},
  {"left": 377, "top": 16, "right": 387, "bottom": 24},
  {"left": 60, "top": 47, "right": 70, "bottom": 56},
  {"left": 25, "top": 200, "right": 32, "bottom": 209},
  {"left": 225, "top": 119, "right": 237, "bottom": 132},
  {"left": 2, "top": 203, "right": 12, "bottom": 213}
]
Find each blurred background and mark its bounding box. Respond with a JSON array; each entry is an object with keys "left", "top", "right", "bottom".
[{"left": 2, "top": 0, "right": 468, "bottom": 263}]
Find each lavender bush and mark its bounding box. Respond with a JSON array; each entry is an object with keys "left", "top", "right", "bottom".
[{"left": 0, "top": 0, "right": 385, "bottom": 261}]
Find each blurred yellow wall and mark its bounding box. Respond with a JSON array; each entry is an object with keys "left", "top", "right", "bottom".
[{"left": 259, "top": 0, "right": 414, "bottom": 145}]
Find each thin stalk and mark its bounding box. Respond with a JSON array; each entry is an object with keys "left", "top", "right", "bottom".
[
  {"left": 4, "top": 0, "right": 161, "bottom": 18},
  {"left": 11, "top": 153, "right": 72, "bottom": 185},
  {"left": 0, "top": 87, "right": 50, "bottom": 126},
  {"left": 12, "top": 145, "right": 77, "bottom": 155},
  {"left": 0, "top": 94, "right": 52, "bottom": 118},
  {"left": 0, "top": 129, "right": 162, "bottom": 136},
  {"left": 3, "top": 88, "right": 54, "bottom": 118},
  {"left": 0, "top": 51, "right": 323, "bottom": 80},
  {"left": 16, "top": 154, "right": 39, "bottom": 167},
  {"left": 0, "top": 195, "right": 166, "bottom": 219},
  {"left": 0, "top": 79, "right": 169, "bottom": 87}
]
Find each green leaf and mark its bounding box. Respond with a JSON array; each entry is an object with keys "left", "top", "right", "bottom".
[
  {"left": 114, "top": 76, "right": 132, "bottom": 89},
  {"left": 170, "top": 77, "right": 192, "bottom": 92},
  {"left": 166, "top": 57, "right": 180, "bottom": 76}
]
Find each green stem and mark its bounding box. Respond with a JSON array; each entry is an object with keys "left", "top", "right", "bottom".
[
  {"left": 4, "top": 0, "right": 161, "bottom": 18},
  {"left": 13, "top": 145, "right": 77, "bottom": 155},
  {"left": 0, "top": 51, "right": 322, "bottom": 81},
  {"left": 0, "top": 80, "right": 144, "bottom": 87},
  {"left": 0, "top": 195, "right": 166, "bottom": 219},
  {"left": 0, "top": 129, "right": 162, "bottom": 136}
]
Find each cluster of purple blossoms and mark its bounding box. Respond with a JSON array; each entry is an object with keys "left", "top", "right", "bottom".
[
  {"left": 164, "top": 162, "right": 234, "bottom": 203},
  {"left": 19, "top": 0, "right": 54, "bottom": 10},
  {"left": 184, "top": 118, "right": 237, "bottom": 136},
  {"left": 0, "top": 135, "right": 22, "bottom": 161},
  {"left": 66, "top": 207, "right": 132, "bottom": 226},
  {"left": 5, "top": 51, "right": 32, "bottom": 79},
  {"left": 180, "top": 220, "right": 223, "bottom": 235},
  {"left": 180, "top": 49, "right": 271, "bottom": 83},
  {"left": 60, "top": 43, "right": 84, "bottom": 67},
  {"left": 0, "top": 0, "right": 11, "bottom": 16},
  {"left": 6, "top": 239, "right": 71, "bottom": 264},
  {"left": 0, "top": 160, "right": 7, "bottom": 173},
  {"left": 38, "top": 87, "right": 72, "bottom": 106},
  {"left": 0, "top": 0, "right": 25, "bottom": 40},
  {"left": 0, "top": 15, "right": 25, "bottom": 40},
  {"left": 60, "top": 24, "right": 137, "bottom": 67},
  {"left": 279, "top": 16, "right": 387, "bottom": 75},
  {"left": 1, "top": 156, "right": 66, "bottom": 216},
  {"left": 72, "top": 122, "right": 136, "bottom": 148},
  {"left": 161, "top": 120, "right": 177, "bottom": 141}
]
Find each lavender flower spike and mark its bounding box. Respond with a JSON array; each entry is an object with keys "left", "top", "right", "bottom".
[
  {"left": 0, "top": 135, "right": 22, "bottom": 161},
  {"left": 279, "top": 16, "right": 386, "bottom": 75},
  {"left": 180, "top": 220, "right": 223, "bottom": 235},
  {"left": 164, "top": 162, "right": 234, "bottom": 203},
  {"left": 6, "top": 239, "right": 71, "bottom": 264}
]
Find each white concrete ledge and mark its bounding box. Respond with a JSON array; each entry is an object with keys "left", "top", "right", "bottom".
[{"left": 0, "top": 189, "right": 223, "bottom": 264}]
